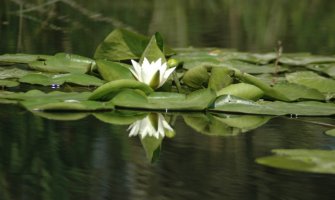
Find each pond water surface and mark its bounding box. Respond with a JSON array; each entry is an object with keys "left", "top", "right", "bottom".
[{"left": 1, "top": 1, "right": 335, "bottom": 200}]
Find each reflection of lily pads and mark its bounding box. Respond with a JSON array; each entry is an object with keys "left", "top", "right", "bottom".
[
  {"left": 183, "top": 113, "right": 270, "bottom": 136},
  {"left": 256, "top": 149, "right": 335, "bottom": 174},
  {"left": 93, "top": 111, "right": 147, "bottom": 125}
]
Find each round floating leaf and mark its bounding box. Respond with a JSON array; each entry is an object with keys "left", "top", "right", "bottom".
[
  {"left": 0, "top": 53, "right": 50, "bottom": 64},
  {"left": 256, "top": 149, "right": 335, "bottom": 174},
  {"left": 217, "top": 83, "right": 264, "bottom": 101},
  {"left": 19, "top": 73, "right": 104, "bottom": 86},
  {"left": 0, "top": 80, "right": 19, "bottom": 87},
  {"left": 28, "top": 53, "right": 94, "bottom": 74},
  {"left": 212, "top": 95, "right": 335, "bottom": 116},
  {"left": 286, "top": 71, "right": 335, "bottom": 94},
  {"left": 0, "top": 68, "right": 32, "bottom": 79},
  {"left": 273, "top": 83, "right": 325, "bottom": 101},
  {"left": 325, "top": 129, "right": 335, "bottom": 137}
]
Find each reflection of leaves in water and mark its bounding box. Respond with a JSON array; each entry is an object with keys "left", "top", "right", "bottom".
[
  {"left": 183, "top": 113, "right": 271, "bottom": 136},
  {"left": 256, "top": 149, "right": 335, "bottom": 174}
]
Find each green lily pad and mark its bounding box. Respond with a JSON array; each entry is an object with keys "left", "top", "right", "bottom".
[
  {"left": 0, "top": 67, "right": 32, "bottom": 79},
  {"left": 286, "top": 71, "right": 335, "bottom": 95},
  {"left": 112, "top": 88, "right": 216, "bottom": 110},
  {"left": 96, "top": 60, "right": 134, "bottom": 81},
  {"left": 0, "top": 80, "right": 19, "bottom": 87},
  {"left": 94, "top": 29, "right": 174, "bottom": 61},
  {"left": 217, "top": 83, "right": 264, "bottom": 101},
  {"left": 211, "top": 95, "right": 335, "bottom": 116},
  {"left": 28, "top": 53, "right": 94, "bottom": 74},
  {"left": 21, "top": 99, "right": 114, "bottom": 111},
  {"left": 307, "top": 63, "right": 335, "bottom": 78},
  {"left": 182, "top": 66, "right": 209, "bottom": 89},
  {"left": 0, "top": 90, "right": 91, "bottom": 102},
  {"left": 279, "top": 54, "right": 335, "bottom": 66},
  {"left": 0, "top": 53, "right": 50, "bottom": 64},
  {"left": 208, "top": 67, "right": 234, "bottom": 91},
  {"left": 272, "top": 83, "right": 325, "bottom": 101},
  {"left": 256, "top": 149, "right": 335, "bottom": 174},
  {"left": 325, "top": 129, "right": 335, "bottom": 137},
  {"left": 234, "top": 70, "right": 290, "bottom": 101},
  {"left": 19, "top": 73, "right": 104, "bottom": 86},
  {"left": 89, "top": 79, "right": 154, "bottom": 101}
]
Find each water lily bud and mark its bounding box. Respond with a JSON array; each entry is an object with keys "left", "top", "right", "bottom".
[{"left": 167, "top": 58, "right": 179, "bottom": 68}]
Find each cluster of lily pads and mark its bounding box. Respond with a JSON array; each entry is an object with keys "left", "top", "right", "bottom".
[{"left": 1, "top": 29, "right": 335, "bottom": 173}]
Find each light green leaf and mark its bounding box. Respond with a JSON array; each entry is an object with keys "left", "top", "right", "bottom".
[
  {"left": 112, "top": 89, "right": 216, "bottom": 110},
  {"left": 325, "top": 129, "right": 335, "bottom": 137},
  {"left": 140, "top": 34, "right": 166, "bottom": 63},
  {"left": 256, "top": 149, "right": 335, "bottom": 174},
  {"left": 286, "top": 71, "right": 335, "bottom": 94},
  {"left": 307, "top": 63, "right": 335, "bottom": 78},
  {"left": 28, "top": 53, "right": 94, "bottom": 74},
  {"left": 0, "top": 67, "right": 32, "bottom": 79},
  {"left": 208, "top": 67, "right": 234, "bottom": 91},
  {"left": 0, "top": 53, "right": 50, "bottom": 64},
  {"left": 272, "top": 83, "right": 325, "bottom": 101},
  {"left": 21, "top": 99, "right": 114, "bottom": 111},
  {"left": 280, "top": 54, "right": 335, "bottom": 66},
  {"left": 211, "top": 95, "right": 335, "bottom": 116},
  {"left": 19, "top": 73, "right": 104, "bottom": 86},
  {"left": 89, "top": 79, "right": 153, "bottom": 101},
  {"left": 0, "top": 80, "right": 19, "bottom": 87},
  {"left": 182, "top": 66, "right": 209, "bottom": 89},
  {"left": 234, "top": 70, "right": 290, "bottom": 101},
  {"left": 217, "top": 83, "right": 264, "bottom": 101}
]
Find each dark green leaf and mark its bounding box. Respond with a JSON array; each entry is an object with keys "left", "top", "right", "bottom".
[{"left": 96, "top": 60, "right": 134, "bottom": 81}]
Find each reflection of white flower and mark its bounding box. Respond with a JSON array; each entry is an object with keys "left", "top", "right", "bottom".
[
  {"left": 128, "top": 113, "right": 174, "bottom": 139},
  {"left": 130, "top": 58, "right": 176, "bottom": 89}
]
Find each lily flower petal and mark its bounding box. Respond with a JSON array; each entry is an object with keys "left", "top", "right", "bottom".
[{"left": 130, "top": 57, "right": 176, "bottom": 89}]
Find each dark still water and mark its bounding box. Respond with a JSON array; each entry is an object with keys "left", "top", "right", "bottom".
[
  {"left": 1, "top": 104, "right": 335, "bottom": 200},
  {"left": 1, "top": 0, "right": 335, "bottom": 200}
]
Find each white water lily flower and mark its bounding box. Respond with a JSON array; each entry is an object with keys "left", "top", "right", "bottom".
[
  {"left": 130, "top": 58, "right": 176, "bottom": 89},
  {"left": 128, "top": 113, "right": 174, "bottom": 139}
]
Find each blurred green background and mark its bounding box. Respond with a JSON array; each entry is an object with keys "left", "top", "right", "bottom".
[{"left": 1, "top": 0, "right": 335, "bottom": 57}]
